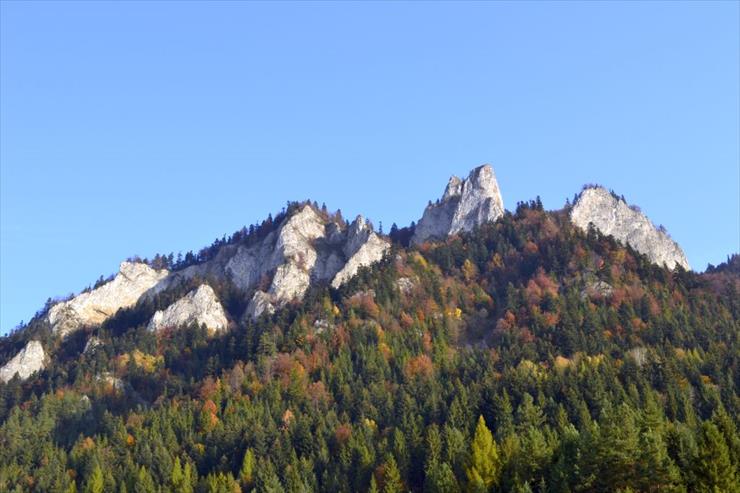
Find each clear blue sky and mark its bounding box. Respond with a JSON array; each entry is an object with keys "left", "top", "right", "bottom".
[{"left": 1, "top": 1, "right": 738, "bottom": 333}]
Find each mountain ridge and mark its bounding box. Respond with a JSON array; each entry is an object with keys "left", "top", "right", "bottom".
[{"left": 1, "top": 166, "right": 700, "bottom": 381}]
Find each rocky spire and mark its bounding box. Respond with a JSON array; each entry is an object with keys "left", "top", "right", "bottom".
[
  {"left": 412, "top": 164, "right": 504, "bottom": 245},
  {"left": 570, "top": 186, "right": 690, "bottom": 270}
]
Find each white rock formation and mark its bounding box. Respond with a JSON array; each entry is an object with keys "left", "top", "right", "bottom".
[
  {"left": 580, "top": 280, "right": 614, "bottom": 301},
  {"left": 396, "top": 277, "right": 415, "bottom": 294},
  {"left": 245, "top": 290, "right": 277, "bottom": 319},
  {"left": 148, "top": 284, "right": 229, "bottom": 333},
  {"left": 0, "top": 341, "right": 46, "bottom": 383},
  {"left": 43, "top": 204, "right": 390, "bottom": 329},
  {"left": 241, "top": 207, "right": 390, "bottom": 319},
  {"left": 570, "top": 187, "right": 690, "bottom": 270},
  {"left": 331, "top": 216, "right": 390, "bottom": 288},
  {"left": 48, "top": 261, "right": 170, "bottom": 337},
  {"left": 412, "top": 164, "right": 504, "bottom": 245}
]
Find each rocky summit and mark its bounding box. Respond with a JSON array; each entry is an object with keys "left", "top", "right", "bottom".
[
  {"left": 148, "top": 284, "right": 229, "bottom": 333},
  {"left": 412, "top": 164, "right": 504, "bottom": 245},
  {"left": 0, "top": 340, "right": 45, "bottom": 383},
  {"left": 570, "top": 186, "right": 690, "bottom": 270},
  {"left": 242, "top": 207, "right": 390, "bottom": 318}
]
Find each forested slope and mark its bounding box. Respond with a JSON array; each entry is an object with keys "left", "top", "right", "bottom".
[{"left": 1, "top": 200, "right": 738, "bottom": 492}]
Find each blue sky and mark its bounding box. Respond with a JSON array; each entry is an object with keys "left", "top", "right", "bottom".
[{"left": 1, "top": 1, "right": 738, "bottom": 333}]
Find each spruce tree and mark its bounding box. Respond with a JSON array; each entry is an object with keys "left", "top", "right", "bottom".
[
  {"left": 693, "top": 422, "right": 738, "bottom": 493},
  {"left": 466, "top": 415, "right": 501, "bottom": 492}
]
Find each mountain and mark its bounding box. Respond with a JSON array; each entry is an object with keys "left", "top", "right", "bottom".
[{"left": 1, "top": 166, "right": 738, "bottom": 493}]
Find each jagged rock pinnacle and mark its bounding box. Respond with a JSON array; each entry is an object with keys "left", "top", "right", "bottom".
[{"left": 412, "top": 164, "right": 504, "bottom": 245}]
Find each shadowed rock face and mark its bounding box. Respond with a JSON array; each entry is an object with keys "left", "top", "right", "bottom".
[
  {"left": 148, "top": 284, "right": 229, "bottom": 333},
  {"left": 0, "top": 341, "right": 45, "bottom": 382},
  {"left": 570, "top": 187, "right": 689, "bottom": 270},
  {"left": 48, "top": 262, "right": 170, "bottom": 338},
  {"left": 412, "top": 164, "right": 504, "bottom": 245}
]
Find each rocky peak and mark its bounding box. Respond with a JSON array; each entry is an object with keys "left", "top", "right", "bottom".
[
  {"left": 570, "top": 186, "right": 690, "bottom": 270},
  {"left": 330, "top": 216, "right": 390, "bottom": 289},
  {"left": 443, "top": 176, "right": 463, "bottom": 200},
  {"left": 242, "top": 207, "right": 389, "bottom": 319},
  {"left": 48, "top": 261, "right": 170, "bottom": 338},
  {"left": 148, "top": 284, "right": 229, "bottom": 333},
  {"left": 412, "top": 164, "right": 504, "bottom": 245},
  {"left": 0, "top": 340, "right": 46, "bottom": 383}
]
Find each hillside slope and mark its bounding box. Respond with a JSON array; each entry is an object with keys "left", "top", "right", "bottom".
[{"left": 0, "top": 190, "right": 737, "bottom": 492}]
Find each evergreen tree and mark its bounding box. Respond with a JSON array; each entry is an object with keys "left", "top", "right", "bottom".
[
  {"left": 83, "top": 464, "right": 104, "bottom": 493},
  {"left": 240, "top": 448, "right": 255, "bottom": 488},
  {"left": 466, "top": 415, "right": 501, "bottom": 492},
  {"left": 693, "top": 422, "right": 739, "bottom": 493},
  {"left": 383, "top": 455, "right": 404, "bottom": 493}
]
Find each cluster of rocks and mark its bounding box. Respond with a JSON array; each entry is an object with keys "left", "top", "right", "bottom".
[
  {"left": 42, "top": 204, "right": 391, "bottom": 340},
  {"left": 570, "top": 187, "right": 689, "bottom": 270}
]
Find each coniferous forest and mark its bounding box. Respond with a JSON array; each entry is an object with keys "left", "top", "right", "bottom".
[{"left": 1, "top": 200, "right": 738, "bottom": 493}]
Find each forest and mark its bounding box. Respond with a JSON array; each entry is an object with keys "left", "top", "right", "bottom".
[{"left": 0, "top": 200, "right": 738, "bottom": 493}]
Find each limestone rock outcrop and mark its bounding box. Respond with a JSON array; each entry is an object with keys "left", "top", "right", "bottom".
[
  {"left": 330, "top": 216, "right": 390, "bottom": 289},
  {"left": 43, "top": 204, "right": 390, "bottom": 331},
  {"left": 48, "top": 262, "right": 169, "bottom": 337},
  {"left": 412, "top": 164, "right": 504, "bottom": 245},
  {"left": 0, "top": 340, "right": 46, "bottom": 383},
  {"left": 242, "top": 207, "right": 390, "bottom": 319},
  {"left": 148, "top": 284, "right": 229, "bottom": 333},
  {"left": 570, "top": 187, "right": 689, "bottom": 270}
]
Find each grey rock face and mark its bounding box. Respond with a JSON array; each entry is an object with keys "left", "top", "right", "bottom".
[
  {"left": 396, "top": 277, "right": 415, "bottom": 294},
  {"left": 330, "top": 216, "right": 390, "bottom": 289},
  {"left": 48, "top": 261, "right": 170, "bottom": 338},
  {"left": 43, "top": 205, "right": 390, "bottom": 334},
  {"left": 234, "top": 207, "right": 389, "bottom": 319},
  {"left": 0, "top": 341, "right": 46, "bottom": 383},
  {"left": 245, "top": 291, "right": 277, "bottom": 320},
  {"left": 412, "top": 164, "right": 504, "bottom": 245},
  {"left": 148, "top": 284, "right": 229, "bottom": 333},
  {"left": 571, "top": 187, "right": 690, "bottom": 270},
  {"left": 580, "top": 280, "right": 614, "bottom": 301}
]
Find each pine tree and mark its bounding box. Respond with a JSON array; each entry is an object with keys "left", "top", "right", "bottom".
[
  {"left": 466, "top": 415, "right": 501, "bottom": 492},
  {"left": 83, "top": 464, "right": 104, "bottom": 493},
  {"left": 693, "top": 422, "right": 738, "bottom": 493},
  {"left": 383, "top": 455, "right": 404, "bottom": 493},
  {"left": 240, "top": 448, "right": 255, "bottom": 488},
  {"left": 134, "top": 466, "right": 157, "bottom": 493}
]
